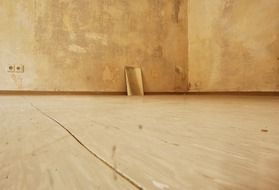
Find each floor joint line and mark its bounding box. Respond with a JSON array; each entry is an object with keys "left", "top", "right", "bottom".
[{"left": 29, "top": 102, "right": 144, "bottom": 190}]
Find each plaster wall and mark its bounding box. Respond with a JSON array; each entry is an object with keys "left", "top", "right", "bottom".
[
  {"left": 188, "top": 0, "right": 279, "bottom": 91},
  {"left": 0, "top": 0, "right": 188, "bottom": 92}
]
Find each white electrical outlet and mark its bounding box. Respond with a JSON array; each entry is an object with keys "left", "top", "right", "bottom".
[
  {"left": 7, "top": 65, "right": 15, "bottom": 72},
  {"left": 15, "top": 65, "right": 24, "bottom": 73}
]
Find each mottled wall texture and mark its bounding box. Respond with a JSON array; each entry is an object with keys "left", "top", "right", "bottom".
[
  {"left": 0, "top": 0, "right": 188, "bottom": 92},
  {"left": 1, "top": 0, "right": 279, "bottom": 93},
  {"left": 189, "top": 0, "right": 279, "bottom": 92}
]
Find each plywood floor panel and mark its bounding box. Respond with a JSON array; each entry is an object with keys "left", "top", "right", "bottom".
[
  {"left": 24, "top": 95, "right": 279, "bottom": 190},
  {"left": 0, "top": 96, "right": 138, "bottom": 190}
]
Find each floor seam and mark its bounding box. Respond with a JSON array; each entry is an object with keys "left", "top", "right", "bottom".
[{"left": 29, "top": 102, "right": 143, "bottom": 190}]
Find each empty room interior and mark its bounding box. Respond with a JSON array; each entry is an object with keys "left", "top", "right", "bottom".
[{"left": 1, "top": 0, "right": 279, "bottom": 189}]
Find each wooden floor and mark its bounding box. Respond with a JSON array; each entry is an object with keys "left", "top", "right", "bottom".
[{"left": 1, "top": 95, "right": 279, "bottom": 190}]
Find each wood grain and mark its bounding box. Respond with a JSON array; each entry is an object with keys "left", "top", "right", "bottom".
[
  {"left": 20, "top": 95, "right": 279, "bottom": 190},
  {"left": 0, "top": 96, "right": 137, "bottom": 190}
]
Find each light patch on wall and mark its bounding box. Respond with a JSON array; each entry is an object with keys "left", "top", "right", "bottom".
[
  {"left": 68, "top": 44, "right": 87, "bottom": 54},
  {"left": 11, "top": 74, "right": 23, "bottom": 89},
  {"left": 85, "top": 33, "right": 108, "bottom": 46}
]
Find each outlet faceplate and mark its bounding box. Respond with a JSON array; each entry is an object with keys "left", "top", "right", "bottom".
[
  {"left": 7, "top": 65, "right": 15, "bottom": 72},
  {"left": 15, "top": 65, "right": 24, "bottom": 73}
]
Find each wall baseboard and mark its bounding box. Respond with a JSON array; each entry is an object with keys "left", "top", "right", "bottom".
[
  {"left": 0, "top": 91, "right": 126, "bottom": 96},
  {"left": 185, "top": 91, "right": 279, "bottom": 96},
  {"left": 0, "top": 90, "right": 279, "bottom": 96}
]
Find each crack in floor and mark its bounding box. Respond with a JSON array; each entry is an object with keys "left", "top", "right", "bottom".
[{"left": 29, "top": 102, "right": 144, "bottom": 190}]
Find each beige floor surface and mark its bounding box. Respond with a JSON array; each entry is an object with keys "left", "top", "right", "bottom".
[{"left": 1, "top": 95, "right": 279, "bottom": 190}]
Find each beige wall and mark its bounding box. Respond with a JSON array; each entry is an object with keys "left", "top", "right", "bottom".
[
  {"left": 0, "top": 0, "right": 188, "bottom": 92},
  {"left": 1, "top": 0, "right": 279, "bottom": 93},
  {"left": 189, "top": 0, "right": 279, "bottom": 92}
]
